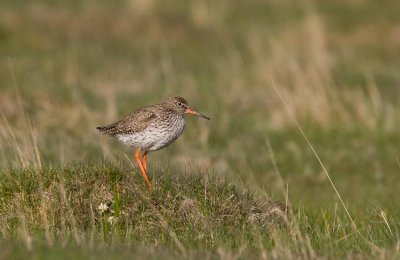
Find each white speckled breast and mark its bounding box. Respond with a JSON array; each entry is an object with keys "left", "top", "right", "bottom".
[{"left": 116, "top": 115, "right": 185, "bottom": 151}]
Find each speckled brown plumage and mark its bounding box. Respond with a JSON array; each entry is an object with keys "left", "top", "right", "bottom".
[
  {"left": 96, "top": 96, "right": 190, "bottom": 136},
  {"left": 96, "top": 96, "right": 209, "bottom": 191},
  {"left": 96, "top": 107, "right": 157, "bottom": 135}
]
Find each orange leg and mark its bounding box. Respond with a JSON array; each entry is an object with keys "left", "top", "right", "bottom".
[
  {"left": 135, "top": 148, "right": 152, "bottom": 191},
  {"left": 142, "top": 151, "right": 148, "bottom": 172}
]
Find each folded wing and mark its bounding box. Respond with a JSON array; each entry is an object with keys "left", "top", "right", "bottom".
[{"left": 96, "top": 107, "right": 157, "bottom": 136}]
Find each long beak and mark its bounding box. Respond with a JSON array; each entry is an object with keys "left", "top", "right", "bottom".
[{"left": 185, "top": 108, "right": 210, "bottom": 120}]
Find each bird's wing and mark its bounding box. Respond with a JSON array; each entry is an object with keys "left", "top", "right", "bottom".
[{"left": 96, "top": 106, "right": 157, "bottom": 135}]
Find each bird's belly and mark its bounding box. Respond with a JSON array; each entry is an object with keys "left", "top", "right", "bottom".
[
  {"left": 116, "top": 119, "right": 185, "bottom": 151},
  {"left": 116, "top": 133, "right": 157, "bottom": 150}
]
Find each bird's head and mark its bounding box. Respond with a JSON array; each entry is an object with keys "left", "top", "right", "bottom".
[{"left": 165, "top": 96, "right": 210, "bottom": 120}]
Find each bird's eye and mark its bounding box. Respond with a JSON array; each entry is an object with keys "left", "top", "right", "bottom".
[{"left": 177, "top": 102, "right": 183, "bottom": 107}]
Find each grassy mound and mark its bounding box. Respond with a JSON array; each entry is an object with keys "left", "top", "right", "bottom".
[{"left": 0, "top": 164, "right": 283, "bottom": 249}]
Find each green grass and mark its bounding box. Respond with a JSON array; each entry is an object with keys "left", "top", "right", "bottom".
[
  {"left": 0, "top": 164, "right": 280, "bottom": 245},
  {"left": 1, "top": 0, "right": 400, "bottom": 258},
  {"left": 0, "top": 164, "right": 398, "bottom": 259},
  {"left": 0, "top": 164, "right": 281, "bottom": 257}
]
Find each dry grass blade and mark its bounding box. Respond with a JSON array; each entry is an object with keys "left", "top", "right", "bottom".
[
  {"left": 379, "top": 210, "right": 393, "bottom": 237},
  {"left": 272, "top": 80, "right": 357, "bottom": 230},
  {"left": 0, "top": 108, "right": 27, "bottom": 167},
  {"left": 124, "top": 153, "right": 136, "bottom": 171},
  {"left": 26, "top": 114, "right": 42, "bottom": 169},
  {"left": 334, "top": 227, "right": 365, "bottom": 244}
]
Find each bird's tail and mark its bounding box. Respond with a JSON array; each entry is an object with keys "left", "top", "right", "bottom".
[{"left": 96, "top": 123, "right": 118, "bottom": 135}]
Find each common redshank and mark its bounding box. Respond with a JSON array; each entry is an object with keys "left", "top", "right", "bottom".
[{"left": 96, "top": 96, "right": 210, "bottom": 190}]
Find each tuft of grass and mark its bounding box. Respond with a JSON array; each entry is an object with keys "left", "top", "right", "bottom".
[
  {"left": 0, "top": 164, "right": 399, "bottom": 258},
  {"left": 0, "top": 164, "right": 283, "bottom": 250}
]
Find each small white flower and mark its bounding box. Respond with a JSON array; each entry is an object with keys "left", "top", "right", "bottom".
[
  {"left": 107, "top": 216, "right": 117, "bottom": 225},
  {"left": 98, "top": 203, "right": 108, "bottom": 213}
]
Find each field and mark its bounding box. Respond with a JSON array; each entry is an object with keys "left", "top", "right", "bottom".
[{"left": 1, "top": 0, "right": 400, "bottom": 258}]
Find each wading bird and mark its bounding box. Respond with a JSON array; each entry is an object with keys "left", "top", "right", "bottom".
[{"left": 97, "top": 96, "right": 209, "bottom": 190}]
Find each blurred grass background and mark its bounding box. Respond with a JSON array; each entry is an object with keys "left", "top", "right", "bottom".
[{"left": 1, "top": 0, "right": 400, "bottom": 258}]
